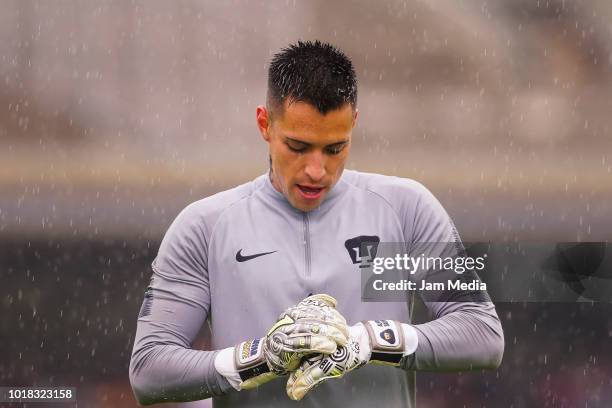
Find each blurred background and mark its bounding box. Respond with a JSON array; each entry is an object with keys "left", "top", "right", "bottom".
[{"left": 1, "top": 0, "right": 611, "bottom": 406}]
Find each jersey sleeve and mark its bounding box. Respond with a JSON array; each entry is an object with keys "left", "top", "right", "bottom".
[
  {"left": 400, "top": 182, "right": 505, "bottom": 371},
  {"left": 129, "top": 202, "right": 233, "bottom": 405}
]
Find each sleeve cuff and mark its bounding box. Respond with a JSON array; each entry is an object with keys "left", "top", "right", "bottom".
[
  {"left": 401, "top": 323, "right": 419, "bottom": 356},
  {"left": 214, "top": 347, "right": 242, "bottom": 391}
]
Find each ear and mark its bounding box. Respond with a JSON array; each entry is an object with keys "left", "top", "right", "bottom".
[
  {"left": 352, "top": 108, "right": 359, "bottom": 128},
  {"left": 256, "top": 105, "right": 271, "bottom": 142}
]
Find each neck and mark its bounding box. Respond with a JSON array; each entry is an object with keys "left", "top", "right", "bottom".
[{"left": 268, "top": 168, "right": 282, "bottom": 193}]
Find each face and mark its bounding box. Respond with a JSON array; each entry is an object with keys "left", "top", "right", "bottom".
[{"left": 257, "top": 100, "right": 358, "bottom": 212}]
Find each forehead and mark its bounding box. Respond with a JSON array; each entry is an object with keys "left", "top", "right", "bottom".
[{"left": 274, "top": 101, "right": 354, "bottom": 142}]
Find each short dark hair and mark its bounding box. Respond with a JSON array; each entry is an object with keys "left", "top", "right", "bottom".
[{"left": 267, "top": 40, "right": 357, "bottom": 117}]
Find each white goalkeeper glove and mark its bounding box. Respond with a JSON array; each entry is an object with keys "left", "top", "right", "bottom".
[
  {"left": 286, "top": 320, "right": 418, "bottom": 401},
  {"left": 215, "top": 294, "right": 349, "bottom": 390}
]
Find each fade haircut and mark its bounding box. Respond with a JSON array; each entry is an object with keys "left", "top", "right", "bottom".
[{"left": 267, "top": 40, "right": 357, "bottom": 119}]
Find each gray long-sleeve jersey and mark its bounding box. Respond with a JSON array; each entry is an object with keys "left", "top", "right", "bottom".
[{"left": 129, "top": 170, "right": 504, "bottom": 407}]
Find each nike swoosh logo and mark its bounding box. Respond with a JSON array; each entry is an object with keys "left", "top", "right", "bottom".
[{"left": 235, "top": 249, "right": 277, "bottom": 262}]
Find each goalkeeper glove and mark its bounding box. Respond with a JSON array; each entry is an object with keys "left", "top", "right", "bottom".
[
  {"left": 215, "top": 294, "right": 349, "bottom": 390},
  {"left": 286, "top": 320, "right": 418, "bottom": 401}
]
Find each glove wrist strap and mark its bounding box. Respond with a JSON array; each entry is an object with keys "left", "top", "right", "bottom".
[
  {"left": 361, "top": 320, "right": 405, "bottom": 366},
  {"left": 234, "top": 338, "right": 271, "bottom": 384}
]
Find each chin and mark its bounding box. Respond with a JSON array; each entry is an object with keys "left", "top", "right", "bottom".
[
  {"left": 301, "top": 200, "right": 324, "bottom": 212},
  {"left": 290, "top": 197, "right": 321, "bottom": 212}
]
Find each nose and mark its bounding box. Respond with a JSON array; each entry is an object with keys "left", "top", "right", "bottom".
[{"left": 304, "top": 151, "right": 325, "bottom": 182}]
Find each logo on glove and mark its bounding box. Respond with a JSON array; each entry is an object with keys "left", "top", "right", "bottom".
[
  {"left": 241, "top": 338, "right": 261, "bottom": 361},
  {"left": 380, "top": 329, "right": 396, "bottom": 344}
]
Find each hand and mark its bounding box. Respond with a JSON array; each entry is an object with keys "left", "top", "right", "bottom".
[
  {"left": 265, "top": 293, "right": 350, "bottom": 374},
  {"left": 286, "top": 320, "right": 416, "bottom": 400},
  {"left": 227, "top": 294, "right": 349, "bottom": 390}
]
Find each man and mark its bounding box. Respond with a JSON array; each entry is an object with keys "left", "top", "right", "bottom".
[{"left": 129, "top": 40, "right": 504, "bottom": 407}]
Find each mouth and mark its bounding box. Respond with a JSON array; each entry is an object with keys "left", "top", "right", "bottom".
[{"left": 296, "top": 184, "right": 326, "bottom": 200}]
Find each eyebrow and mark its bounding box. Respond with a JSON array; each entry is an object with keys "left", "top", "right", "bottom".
[{"left": 285, "top": 136, "right": 349, "bottom": 147}]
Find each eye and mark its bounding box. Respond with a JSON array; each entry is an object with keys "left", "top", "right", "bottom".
[
  {"left": 326, "top": 143, "right": 346, "bottom": 155},
  {"left": 285, "top": 140, "right": 308, "bottom": 153},
  {"left": 287, "top": 144, "right": 306, "bottom": 153}
]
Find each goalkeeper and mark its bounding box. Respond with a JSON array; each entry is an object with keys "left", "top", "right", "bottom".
[{"left": 129, "top": 41, "right": 504, "bottom": 407}]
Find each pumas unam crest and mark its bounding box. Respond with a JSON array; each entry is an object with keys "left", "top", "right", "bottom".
[{"left": 344, "top": 235, "right": 380, "bottom": 268}]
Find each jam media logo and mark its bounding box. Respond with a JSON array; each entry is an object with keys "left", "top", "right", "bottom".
[{"left": 345, "top": 235, "right": 380, "bottom": 268}]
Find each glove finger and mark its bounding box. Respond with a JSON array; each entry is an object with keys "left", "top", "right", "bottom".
[
  {"left": 278, "top": 325, "right": 349, "bottom": 350},
  {"left": 289, "top": 296, "right": 346, "bottom": 320},
  {"left": 286, "top": 308, "right": 347, "bottom": 329},
  {"left": 265, "top": 325, "right": 347, "bottom": 374},
  {"left": 308, "top": 332, "right": 347, "bottom": 350},
  {"left": 287, "top": 356, "right": 326, "bottom": 401},
  {"left": 283, "top": 334, "right": 339, "bottom": 354},
  {"left": 271, "top": 309, "right": 348, "bottom": 338},
  {"left": 297, "top": 293, "right": 337, "bottom": 308},
  {"left": 283, "top": 321, "right": 349, "bottom": 342},
  {"left": 269, "top": 327, "right": 346, "bottom": 353},
  {"left": 328, "top": 308, "right": 348, "bottom": 326},
  {"left": 240, "top": 372, "right": 277, "bottom": 390},
  {"left": 287, "top": 342, "right": 364, "bottom": 400},
  {"left": 266, "top": 335, "right": 340, "bottom": 373}
]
